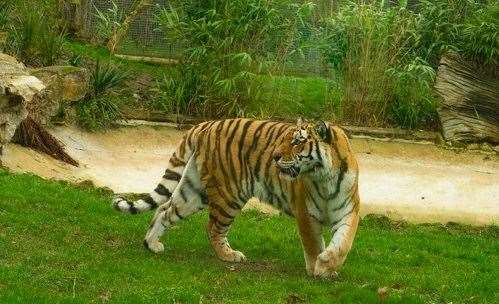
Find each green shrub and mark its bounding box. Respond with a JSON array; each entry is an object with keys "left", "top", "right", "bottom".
[
  {"left": 77, "top": 96, "right": 122, "bottom": 131},
  {"left": 152, "top": 0, "right": 495, "bottom": 129},
  {"left": 89, "top": 59, "right": 128, "bottom": 97},
  {"left": 77, "top": 60, "right": 128, "bottom": 131},
  {"left": 459, "top": 1, "right": 499, "bottom": 65},
  {"left": 93, "top": 0, "right": 124, "bottom": 44},
  {"left": 5, "top": 4, "right": 65, "bottom": 66},
  {"left": 156, "top": 0, "right": 315, "bottom": 117},
  {"left": 0, "top": 1, "right": 12, "bottom": 30}
]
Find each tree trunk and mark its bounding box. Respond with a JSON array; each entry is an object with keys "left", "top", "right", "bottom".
[
  {"left": 435, "top": 52, "right": 499, "bottom": 144},
  {"left": 107, "top": 0, "right": 152, "bottom": 54}
]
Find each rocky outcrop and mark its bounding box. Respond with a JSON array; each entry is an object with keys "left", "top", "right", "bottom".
[
  {"left": 0, "top": 53, "right": 45, "bottom": 146},
  {"left": 28, "top": 66, "right": 89, "bottom": 124},
  {"left": 30, "top": 66, "right": 89, "bottom": 103}
]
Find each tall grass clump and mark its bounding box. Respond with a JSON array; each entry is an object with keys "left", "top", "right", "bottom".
[
  {"left": 77, "top": 60, "right": 128, "bottom": 131},
  {"left": 0, "top": 1, "right": 12, "bottom": 30},
  {"left": 458, "top": 1, "right": 498, "bottom": 65},
  {"left": 156, "top": 0, "right": 315, "bottom": 117},
  {"left": 320, "top": 0, "right": 496, "bottom": 129},
  {"left": 5, "top": 4, "right": 65, "bottom": 66}
]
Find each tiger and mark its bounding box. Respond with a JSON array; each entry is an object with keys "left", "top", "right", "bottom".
[{"left": 113, "top": 118, "right": 360, "bottom": 277}]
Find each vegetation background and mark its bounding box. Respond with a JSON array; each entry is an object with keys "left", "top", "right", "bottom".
[{"left": 1, "top": 0, "right": 497, "bottom": 131}]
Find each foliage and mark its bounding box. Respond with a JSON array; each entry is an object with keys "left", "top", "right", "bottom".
[
  {"left": 76, "top": 60, "right": 128, "bottom": 131},
  {"left": 151, "top": 0, "right": 496, "bottom": 129},
  {"left": 5, "top": 4, "right": 65, "bottom": 66},
  {"left": 318, "top": 0, "right": 497, "bottom": 128},
  {"left": 156, "top": 0, "right": 315, "bottom": 117},
  {"left": 458, "top": 1, "right": 499, "bottom": 65},
  {"left": 77, "top": 95, "right": 123, "bottom": 131},
  {"left": 94, "top": 0, "right": 124, "bottom": 44},
  {"left": 0, "top": 0, "right": 12, "bottom": 30},
  {"left": 89, "top": 59, "right": 129, "bottom": 97},
  {"left": 0, "top": 169, "right": 498, "bottom": 303}
]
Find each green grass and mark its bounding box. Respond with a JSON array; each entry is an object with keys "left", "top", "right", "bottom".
[
  {"left": 245, "top": 75, "right": 337, "bottom": 120},
  {"left": 1, "top": 169, "right": 497, "bottom": 303}
]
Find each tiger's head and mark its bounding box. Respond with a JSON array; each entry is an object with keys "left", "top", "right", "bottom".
[{"left": 272, "top": 118, "right": 334, "bottom": 179}]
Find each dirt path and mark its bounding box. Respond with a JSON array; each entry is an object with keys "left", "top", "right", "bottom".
[{"left": 2, "top": 125, "right": 498, "bottom": 226}]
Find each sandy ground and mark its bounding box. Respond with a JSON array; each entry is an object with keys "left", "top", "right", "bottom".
[{"left": 2, "top": 125, "right": 498, "bottom": 226}]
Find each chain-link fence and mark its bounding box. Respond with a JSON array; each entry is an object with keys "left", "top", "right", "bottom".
[
  {"left": 73, "top": 0, "right": 180, "bottom": 58},
  {"left": 69, "top": 0, "right": 329, "bottom": 76}
]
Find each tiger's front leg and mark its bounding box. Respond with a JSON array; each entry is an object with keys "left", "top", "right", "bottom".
[
  {"left": 296, "top": 213, "right": 325, "bottom": 276},
  {"left": 314, "top": 209, "right": 359, "bottom": 278}
]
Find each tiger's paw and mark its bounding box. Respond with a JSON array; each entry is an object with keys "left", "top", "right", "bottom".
[
  {"left": 219, "top": 250, "right": 247, "bottom": 263},
  {"left": 313, "top": 251, "right": 339, "bottom": 279},
  {"left": 144, "top": 239, "right": 164, "bottom": 253}
]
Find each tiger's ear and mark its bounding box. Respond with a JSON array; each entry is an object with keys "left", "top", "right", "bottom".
[
  {"left": 314, "top": 120, "right": 332, "bottom": 144},
  {"left": 297, "top": 117, "right": 304, "bottom": 128}
]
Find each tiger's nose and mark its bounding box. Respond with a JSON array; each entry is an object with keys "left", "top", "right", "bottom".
[{"left": 272, "top": 152, "right": 282, "bottom": 162}]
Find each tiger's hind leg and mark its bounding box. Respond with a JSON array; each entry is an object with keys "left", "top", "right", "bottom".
[
  {"left": 206, "top": 193, "right": 246, "bottom": 262},
  {"left": 144, "top": 157, "right": 207, "bottom": 253}
]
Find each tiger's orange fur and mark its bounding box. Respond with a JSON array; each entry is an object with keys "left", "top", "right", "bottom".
[{"left": 113, "top": 118, "right": 360, "bottom": 277}]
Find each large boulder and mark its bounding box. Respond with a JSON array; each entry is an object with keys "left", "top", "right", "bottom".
[
  {"left": 30, "top": 66, "right": 89, "bottom": 103},
  {"left": 0, "top": 53, "right": 45, "bottom": 145},
  {"left": 29, "top": 66, "right": 90, "bottom": 124}
]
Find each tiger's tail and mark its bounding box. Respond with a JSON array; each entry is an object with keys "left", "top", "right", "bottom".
[{"left": 112, "top": 136, "right": 192, "bottom": 214}]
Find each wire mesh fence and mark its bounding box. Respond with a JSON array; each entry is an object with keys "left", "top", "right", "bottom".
[
  {"left": 77, "top": 0, "right": 180, "bottom": 58},
  {"left": 72, "top": 0, "right": 329, "bottom": 77}
]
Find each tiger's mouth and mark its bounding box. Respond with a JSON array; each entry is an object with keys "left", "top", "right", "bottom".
[{"left": 279, "top": 165, "right": 301, "bottom": 178}]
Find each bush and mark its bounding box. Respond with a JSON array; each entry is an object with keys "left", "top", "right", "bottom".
[
  {"left": 0, "top": 1, "right": 12, "bottom": 30},
  {"left": 89, "top": 59, "right": 129, "bottom": 97},
  {"left": 156, "top": 0, "right": 315, "bottom": 117},
  {"left": 459, "top": 1, "right": 499, "bottom": 65},
  {"left": 77, "top": 60, "right": 128, "bottom": 131},
  {"left": 151, "top": 0, "right": 495, "bottom": 129},
  {"left": 77, "top": 96, "right": 122, "bottom": 131},
  {"left": 93, "top": 0, "right": 124, "bottom": 44},
  {"left": 5, "top": 4, "right": 65, "bottom": 66}
]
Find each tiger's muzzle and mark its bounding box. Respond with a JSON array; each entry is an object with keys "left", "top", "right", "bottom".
[{"left": 273, "top": 152, "right": 301, "bottom": 178}]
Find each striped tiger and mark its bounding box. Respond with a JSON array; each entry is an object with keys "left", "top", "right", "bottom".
[{"left": 113, "top": 118, "right": 360, "bottom": 277}]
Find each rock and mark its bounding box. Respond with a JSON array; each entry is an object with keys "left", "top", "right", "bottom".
[
  {"left": 0, "top": 53, "right": 45, "bottom": 145},
  {"left": 30, "top": 66, "right": 90, "bottom": 103}
]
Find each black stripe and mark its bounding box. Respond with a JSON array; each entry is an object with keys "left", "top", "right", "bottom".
[
  {"left": 127, "top": 201, "right": 138, "bottom": 214},
  {"left": 331, "top": 210, "right": 353, "bottom": 229},
  {"left": 154, "top": 183, "right": 171, "bottom": 197},
  {"left": 237, "top": 120, "right": 254, "bottom": 195},
  {"left": 180, "top": 187, "right": 188, "bottom": 203},
  {"left": 331, "top": 192, "right": 354, "bottom": 212},
  {"left": 264, "top": 125, "right": 289, "bottom": 180},
  {"left": 169, "top": 154, "right": 186, "bottom": 167},
  {"left": 254, "top": 123, "right": 280, "bottom": 178},
  {"left": 143, "top": 195, "right": 158, "bottom": 208},
  {"left": 211, "top": 203, "right": 234, "bottom": 219},
  {"left": 314, "top": 141, "right": 323, "bottom": 163},
  {"left": 225, "top": 119, "right": 242, "bottom": 168},
  {"left": 227, "top": 200, "right": 242, "bottom": 210},
  {"left": 329, "top": 158, "right": 348, "bottom": 201},
  {"left": 209, "top": 214, "right": 231, "bottom": 228},
  {"left": 163, "top": 169, "right": 181, "bottom": 181}
]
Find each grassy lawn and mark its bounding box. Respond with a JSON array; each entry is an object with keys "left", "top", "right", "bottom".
[{"left": 0, "top": 169, "right": 497, "bottom": 303}]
